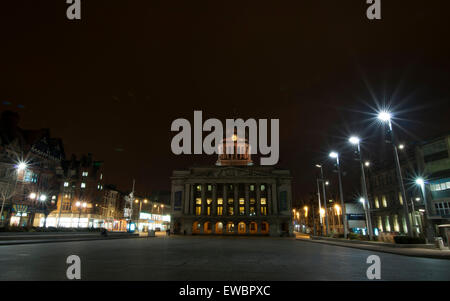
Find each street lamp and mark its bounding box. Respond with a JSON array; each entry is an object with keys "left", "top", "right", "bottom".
[
  {"left": 377, "top": 110, "right": 412, "bottom": 236},
  {"left": 16, "top": 162, "right": 27, "bottom": 171},
  {"left": 349, "top": 136, "right": 374, "bottom": 240},
  {"left": 415, "top": 177, "right": 434, "bottom": 243},
  {"left": 329, "top": 151, "right": 349, "bottom": 238},
  {"left": 315, "top": 164, "right": 329, "bottom": 236}
]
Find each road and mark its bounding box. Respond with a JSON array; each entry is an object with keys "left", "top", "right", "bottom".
[{"left": 0, "top": 236, "right": 449, "bottom": 281}]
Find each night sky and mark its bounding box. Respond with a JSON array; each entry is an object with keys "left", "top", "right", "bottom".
[{"left": 1, "top": 0, "right": 450, "bottom": 201}]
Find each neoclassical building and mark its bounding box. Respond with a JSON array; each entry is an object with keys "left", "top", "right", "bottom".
[{"left": 170, "top": 134, "right": 293, "bottom": 236}]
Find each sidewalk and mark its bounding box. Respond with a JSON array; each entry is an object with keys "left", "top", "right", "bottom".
[
  {"left": 295, "top": 233, "right": 450, "bottom": 260},
  {"left": 0, "top": 231, "right": 142, "bottom": 246}
]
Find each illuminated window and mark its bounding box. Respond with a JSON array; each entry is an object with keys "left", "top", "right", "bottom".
[
  {"left": 377, "top": 216, "right": 383, "bottom": 232},
  {"left": 385, "top": 216, "right": 391, "bottom": 232},
  {"left": 382, "top": 195, "right": 387, "bottom": 207},
  {"left": 227, "top": 222, "right": 234, "bottom": 232},
  {"left": 217, "top": 198, "right": 223, "bottom": 205},
  {"left": 196, "top": 185, "right": 201, "bottom": 191},
  {"left": 82, "top": 172, "right": 88, "bottom": 177},
  {"left": 81, "top": 183, "right": 86, "bottom": 188},
  {"left": 398, "top": 193, "right": 403, "bottom": 205},
  {"left": 217, "top": 207, "right": 223, "bottom": 215},
  {"left": 64, "top": 182, "right": 69, "bottom": 187},
  {"left": 195, "top": 198, "right": 202, "bottom": 216},
  {"left": 261, "top": 185, "right": 265, "bottom": 191},
  {"left": 207, "top": 185, "right": 212, "bottom": 191},
  {"left": 260, "top": 198, "right": 266, "bottom": 205},
  {"left": 393, "top": 215, "right": 400, "bottom": 232},
  {"left": 374, "top": 197, "right": 379, "bottom": 208},
  {"left": 261, "top": 207, "right": 267, "bottom": 215},
  {"left": 250, "top": 185, "right": 255, "bottom": 191}
]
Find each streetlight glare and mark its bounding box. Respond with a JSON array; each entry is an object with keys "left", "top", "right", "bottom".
[
  {"left": 29, "top": 193, "right": 36, "bottom": 199},
  {"left": 39, "top": 195, "right": 47, "bottom": 201},
  {"left": 377, "top": 111, "right": 392, "bottom": 122},
  {"left": 415, "top": 178, "right": 425, "bottom": 186},
  {"left": 364, "top": 161, "right": 370, "bottom": 167},
  {"left": 359, "top": 197, "right": 365, "bottom": 203},
  {"left": 349, "top": 136, "right": 360, "bottom": 145},
  {"left": 17, "top": 162, "right": 27, "bottom": 171},
  {"left": 315, "top": 164, "right": 322, "bottom": 168},
  {"left": 329, "top": 152, "right": 338, "bottom": 158},
  {"left": 399, "top": 144, "right": 405, "bottom": 150}
]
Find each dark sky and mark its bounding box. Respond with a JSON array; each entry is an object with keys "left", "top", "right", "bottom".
[{"left": 1, "top": 0, "right": 450, "bottom": 200}]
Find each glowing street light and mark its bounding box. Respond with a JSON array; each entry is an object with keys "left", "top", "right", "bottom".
[
  {"left": 415, "top": 178, "right": 424, "bottom": 186},
  {"left": 399, "top": 144, "right": 405, "bottom": 150},
  {"left": 348, "top": 136, "right": 360, "bottom": 145},
  {"left": 334, "top": 204, "right": 341, "bottom": 215},
  {"left": 364, "top": 161, "right": 370, "bottom": 167},
  {"left": 377, "top": 111, "right": 392, "bottom": 122},
  {"left": 378, "top": 109, "right": 412, "bottom": 236},
  {"left": 328, "top": 151, "right": 348, "bottom": 238},
  {"left": 39, "top": 195, "right": 47, "bottom": 201},
  {"left": 16, "top": 162, "right": 27, "bottom": 171},
  {"left": 29, "top": 193, "right": 37, "bottom": 200}
]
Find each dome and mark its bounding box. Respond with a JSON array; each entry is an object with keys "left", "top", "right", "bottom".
[{"left": 216, "top": 133, "right": 253, "bottom": 166}]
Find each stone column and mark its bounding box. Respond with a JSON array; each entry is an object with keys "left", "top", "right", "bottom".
[
  {"left": 223, "top": 184, "right": 228, "bottom": 216},
  {"left": 211, "top": 222, "right": 216, "bottom": 234},
  {"left": 212, "top": 184, "right": 217, "bottom": 216},
  {"left": 234, "top": 222, "right": 238, "bottom": 234},
  {"left": 201, "top": 183, "right": 206, "bottom": 215},
  {"left": 246, "top": 222, "right": 250, "bottom": 235},
  {"left": 234, "top": 184, "right": 238, "bottom": 216},
  {"left": 184, "top": 184, "right": 190, "bottom": 215},
  {"left": 245, "top": 184, "right": 250, "bottom": 216},
  {"left": 189, "top": 184, "right": 194, "bottom": 215},
  {"left": 256, "top": 183, "right": 261, "bottom": 216},
  {"left": 271, "top": 183, "right": 278, "bottom": 214},
  {"left": 257, "top": 221, "right": 262, "bottom": 234}
]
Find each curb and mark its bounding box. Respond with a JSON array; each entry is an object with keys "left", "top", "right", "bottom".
[
  {"left": 296, "top": 237, "right": 450, "bottom": 260},
  {"left": 0, "top": 235, "right": 149, "bottom": 246}
]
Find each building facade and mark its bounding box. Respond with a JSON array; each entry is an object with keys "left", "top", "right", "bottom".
[{"left": 170, "top": 134, "right": 293, "bottom": 236}]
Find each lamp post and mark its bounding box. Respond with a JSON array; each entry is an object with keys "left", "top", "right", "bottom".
[
  {"left": 349, "top": 136, "right": 374, "bottom": 240},
  {"left": 315, "top": 164, "right": 329, "bottom": 236},
  {"left": 378, "top": 111, "right": 412, "bottom": 236},
  {"left": 359, "top": 197, "right": 371, "bottom": 236},
  {"left": 415, "top": 178, "right": 434, "bottom": 243},
  {"left": 329, "top": 151, "right": 349, "bottom": 238},
  {"left": 76, "top": 201, "right": 87, "bottom": 228}
]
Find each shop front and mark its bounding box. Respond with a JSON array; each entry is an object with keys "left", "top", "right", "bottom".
[{"left": 137, "top": 212, "right": 171, "bottom": 232}]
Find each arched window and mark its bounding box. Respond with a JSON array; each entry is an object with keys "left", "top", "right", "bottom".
[
  {"left": 226, "top": 222, "right": 234, "bottom": 233},
  {"left": 215, "top": 222, "right": 223, "bottom": 234},
  {"left": 238, "top": 222, "right": 246, "bottom": 234}
]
